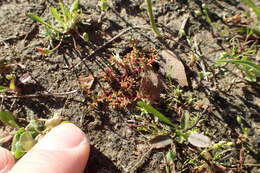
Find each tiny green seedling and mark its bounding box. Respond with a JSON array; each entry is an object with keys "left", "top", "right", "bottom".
[
  {"left": 217, "top": 55, "right": 260, "bottom": 82},
  {"left": 0, "top": 74, "right": 17, "bottom": 93},
  {"left": 234, "top": 0, "right": 260, "bottom": 36},
  {"left": 98, "top": 0, "right": 109, "bottom": 11},
  {"left": 137, "top": 101, "right": 198, "bottom": 143},
  {"left": 0, "top": 110, "right": 64, "bottom": 159},
  {"left": 26, "top": 0, "right": 89, "bottom": 54}
]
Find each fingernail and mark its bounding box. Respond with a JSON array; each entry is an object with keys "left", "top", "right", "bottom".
[{"left": 34, "top": 123, "right": 87, "bottom": 150}]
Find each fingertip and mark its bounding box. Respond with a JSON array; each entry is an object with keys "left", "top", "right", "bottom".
[
  {"left": 10, "top": 123, "right": 90, "bottom": 173},
  {"left": 0, "top": 146, "right": 15, "bottom": 173},
  {"left": 35, "top": 123, "right": 89, "bottom": 150}
]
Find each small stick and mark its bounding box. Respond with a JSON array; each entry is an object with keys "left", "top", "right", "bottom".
[
  {"left": 124, "top": 147, "right": 153, "bottom": 173},
  {"left": 0, "top": 90, "right": 78, "bottom": 99},
  {"left": 74, "top": 26, "right": 138, "bottom": 67},
  {"left": 184, "top": 105, "right": 209, "bottom": 132}
]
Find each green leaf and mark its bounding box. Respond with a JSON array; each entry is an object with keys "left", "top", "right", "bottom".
[
  {"left": 26, "top": 120, "right": 45, "bottom": 138},
  {"left": 11, "top": 128, "right": 36, "bottom": 159},
  {"left": 9, "top": 79, "right": 16, "bottom": 90},
  {"left": 26, "top": 13, "right": 61, "bottom": 33},
  {"left": 99, "top": 0, "right": 109, "bottom": 11},
  {"left": 70, "top": 0, "right": 79, "bottom": 13},
  {"left": 241, "top": 0, "right": 260, "bottom": 18},
  {"left": 217, "top": 59, "right": 260, "bottom": 72},
  {"left": 59, "top": 1, "right": 71, "bottom": 21},
  {"left": 49, "top": 8, "right": 65, "bottom": 27},
  {"left": 166, "top": 149, "right": 177, "bottom": 163},
  {"left": 0, "top": 111, "right": 20, "bottom": 129},
  {"left": 137, "top": 101, "right": 175, "bottom": 127},
  {"left": 20, "top": 131, "right": 36, "bottom": 151},
  {"left": 6, "top": 74, "right": 15, "bottom": 80},
  {"left": 11, "top": 128, "right": 26, "bottom": 159},
  {"left": 0, "top": 85, "right": 8, "bottom": 92},
  {"left": 82, "top": 32, "right": 89, "bottom": 41}
]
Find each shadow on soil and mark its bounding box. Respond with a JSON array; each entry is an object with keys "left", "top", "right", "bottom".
[{"left": 86, "top": 145, "right": 121, "bottom": 173}]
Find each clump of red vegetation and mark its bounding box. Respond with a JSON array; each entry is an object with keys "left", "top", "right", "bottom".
[{"left": 91, "top": 47, "right": 157, "bottom": 108}]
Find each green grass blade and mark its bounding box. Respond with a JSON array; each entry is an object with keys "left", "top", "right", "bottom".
[
  {"left": 26, "top": 13, "right": 61, "bottom": 33},
  {"left": 217, "top": 59, "right": 260, "bottom": 72},
  {"left": 59, "top": 1, "right": 71, "bottom": 21},
  {"left": 137, "top": 101, "right": 175, "bottom": 127},
  {"left": 241, "top": 0, "right": 260, "bottom": 18},
  {"left": 99, "top": 0, "right": 109, "bottom": 11},
  {"left": 0, "top": 85, "right": 8, "bottom": 92},
  {"left": 146, "top": 0, "right": 162, "bottom": 37},
  {"left": 70, "top": 0, "right": 79, "bottom": 13},
  {"left": 0, "top": 111, "right": 20, "bottom": 129},
  {"left": 49, "top": 8, "right": 65, "bottom": 27}
]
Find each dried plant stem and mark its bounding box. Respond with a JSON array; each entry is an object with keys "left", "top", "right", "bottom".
[
  {"left": 74, "top": 26, "right": 136, "bottom": 68},
  {"left": 146, "top": 0, "right": 162, "bottom": 37},
  {"left": 0, "top": 90, "right": 78, "bottom": 99}
]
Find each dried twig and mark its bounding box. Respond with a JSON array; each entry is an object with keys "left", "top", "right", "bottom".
[
  {"left": 0, "top": 90, "right": 78, "bottom": 99},
  {"left": 124, "top": 147, "right": 153, "bottom": 173},
  {"left": 184, "top": 105, "right": 209, "bottom": 132},
  {"left": 74, "top": 26, "right": 139, "bottom": 68}
]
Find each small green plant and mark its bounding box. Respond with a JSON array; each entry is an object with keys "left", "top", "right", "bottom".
[
  {"left": 201, "top": 3, "right": 212, "bottom": 24},
  {"left": 241, "top": 0, "right": 260, "bottom": 18},
  {"left": 137, "top": 101, "right": 175, "bottom": 127},
  {"left": 217, "top": 40, "right": 260, "bottom": 82},
  {"left": 0, "top": 111, "right": 64, "bottom": 159},
  {"left": 0, "top": 72, "right": 17, "bottom": 93},
  {"left": 216, "top": 36, "right": 260, "bottom": 82},
  {"left": 98, "top": 0, "right": 109, "bottom": 11},
  {"left": 146, "top": 0, "right": 162, "bottom": 37},
  {"left": 217, "top": 57, "right": 260, "bottom": 82},
  {"left": 0, "top": 111, "right": 35, "bottom": 159},
  {"left": 183, "top": 141, "right": 234, "bottom": 172},
  {"left": 26, "top": 0, "right": 88, "bottom": 54},
  {"left": 136, "top": 101, "right": 198, "bottom": 143}
]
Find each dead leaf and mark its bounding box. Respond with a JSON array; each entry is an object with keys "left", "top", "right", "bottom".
[
  {"left": 150, "top": 135, "right": 173, "bottom": 149},
  {"left": 140, "top": 69, "right": 167, "bottom": 103},
  {"left": 18, "top": 73, "right": 32, "bottom": 85},
  {"left": 188, "top": 132, "right": 213, "bottom": 148},
  {"left": 159, "top": 50, "right": 188, "bottom": 87},
  {"left": 225, "top": 14, "right": 241, "bottom": 24},
  {"left": 78, "top": 75, "right": 95, "bottom": 92},
  {"left": 45, "top": 111, "right": 63, "bottom": 130}
]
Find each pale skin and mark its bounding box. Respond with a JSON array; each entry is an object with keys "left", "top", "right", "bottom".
[{"left": 0, "top": 123, "right": 90, "bottom": 173}]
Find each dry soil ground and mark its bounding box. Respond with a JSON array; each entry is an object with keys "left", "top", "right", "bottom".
[{"left": 0, "top": 0, "right": 260, "bottom": 173}]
